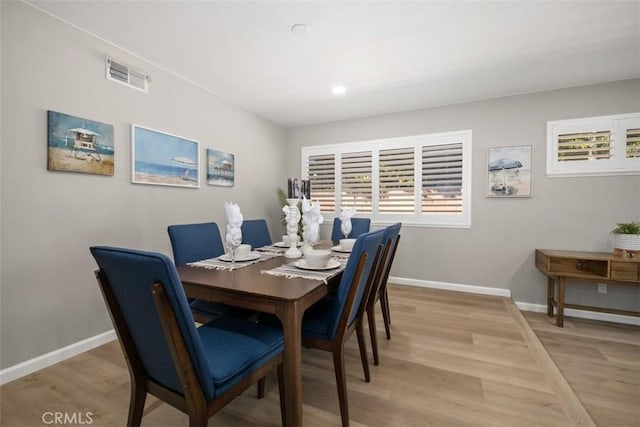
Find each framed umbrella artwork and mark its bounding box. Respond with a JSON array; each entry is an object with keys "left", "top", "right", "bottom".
[{"left": 487, "top": 145, "right": 532, "bottom": 197}]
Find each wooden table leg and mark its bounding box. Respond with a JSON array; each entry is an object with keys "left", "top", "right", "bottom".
[
  {"left": 546, "top": 276, "right": 554, "bottom": 317},
  {"left": 276, "top": 302, "right": 304, "bottom": 426},
  {"left": 556, "top": 276, "right": 565, "bottom": 327}
]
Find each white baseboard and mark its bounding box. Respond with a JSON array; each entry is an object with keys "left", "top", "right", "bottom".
[
  {"left": 514, "top": 302, "right": 640, "bottom": 326},
  {"left": 391, "top": 276, "right": 639, "bottom": 326},
  {"left": 389, "top": 276, "right": 512, "bottom": 297},
  {"left": 0, "top": 329, "right": 116, "bottom": 386},
  {"left": 2, "top": 279, "right": 637, "bottom": 386}
]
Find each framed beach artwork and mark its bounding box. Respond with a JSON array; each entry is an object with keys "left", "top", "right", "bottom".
[
  {"left": 131, "top": 125, "right": 200, "bottom": 188},
  {"left": 47, "top": 110, "right": 114, "bottom": 176},
  {"left": 207, "top": 149, "right": 234, "bottom": 187},
  {"left": 487, "top": 145, "right": 532, "bottom": 197}
]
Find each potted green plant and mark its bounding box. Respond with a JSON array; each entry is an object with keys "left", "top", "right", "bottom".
[{"left": 612, "top": 221, "right": 640, "bottom": 257}]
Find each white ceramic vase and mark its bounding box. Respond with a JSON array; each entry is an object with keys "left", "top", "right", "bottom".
[{"left": 613, "top": 233, "right": 640, "bottom": 251}]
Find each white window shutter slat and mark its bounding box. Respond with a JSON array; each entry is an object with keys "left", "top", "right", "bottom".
[
  {"left": 307, "top": 154, "right": 336, "bottom": 212},
  {"left": 341, "top": 151, "right": 372, "bottom": 213},
  {"left": 422, "top": 143, "right": 463, "bottom": 213},
  {"left": 627, "top": 128, "right": 640, "bottom": 158},
  {"left": 379, "top": 147, "right": 414, "bottom": 213}
]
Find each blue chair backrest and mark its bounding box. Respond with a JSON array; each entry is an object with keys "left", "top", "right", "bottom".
[
  {"left": 241, "top": 219, "right": 272, "bottom": 248},
  {"left": 331, "top": 217, "right": 371, "bottom": 242},
  {"left": 90, "top": 246, "right": 216, "bottom": 400},
  {"left": 327, "top": 229, "right": 384, "bottom": 340},
  {"left": 381, "top": 223, "right": 401, "bottom": 276},
  {"left": 168, "top": 222, "right": 225, "bottom": 266}
]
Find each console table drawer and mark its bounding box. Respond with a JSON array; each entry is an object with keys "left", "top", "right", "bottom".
[
  {"left": 611, "top": 262, "right": 639, "bottom": 281},
  {"left": 548, "top": 257, "right": 608, "bottom": 278}
]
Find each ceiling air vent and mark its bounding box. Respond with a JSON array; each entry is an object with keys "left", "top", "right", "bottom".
[{"left": 106, "top": 57, "right": 149, "bottom": 93}]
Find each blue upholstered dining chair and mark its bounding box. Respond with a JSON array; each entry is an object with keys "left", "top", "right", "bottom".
[
  {"left": 365, "top": 223, "right": 401, "bottom": 366},
  {"left": 90, "top": 246, "right": 285, "bottom": 426},
  {"left": 168, "top": 222, "right": 226, "bottom": 267},
  {"left": 330, "top": 217, "right": 371, "bottom": 243},
  {"left": 241, "top": 219, "right": 273, "bottom": 249},
  {"left": 168, "top": 222, "right": 241, "bottom": 321},
  {"left": 301, "top": 229, "right": 384, "bottom": 427}
]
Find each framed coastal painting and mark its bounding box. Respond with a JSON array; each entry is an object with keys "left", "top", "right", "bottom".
[
  {"left": 487, "top": 145, "right": 532, "bottom": 197},
  {"left": 131, "top": 125, "right": 200, "bottom": 188},
  {"left": 47, "top": 110, "right": 114, "bottom": 175},
  {"left": 207, "top": 149, "right": 234, "bottom": 187}
]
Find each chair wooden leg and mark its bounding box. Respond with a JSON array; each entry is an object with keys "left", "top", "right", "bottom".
[
  {"left": 380, "top": 291, "right": 391, "bottom": 339},
  {"left": 355, "top": 321, "right": 371, "bottom": 382},
  {"left": 257, "top": 376, "right": 266, "bottom": 399},
  {"left": 188, "top": 412, "right": 208, "bottom": 427},
  {"left": 127, "top": 380, "right": 146, "bottom": 427},
  {"left": 332, "top": 348, "right": 350, "bottom": 427},
  {"left": 366, "top": 306, "right": 380, "bottom": 366},
  {"left": 277, "top": 363, "right": 286, "bottom": 426}
]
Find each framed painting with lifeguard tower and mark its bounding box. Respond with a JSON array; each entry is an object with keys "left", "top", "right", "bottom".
[
  {"left": 131, "top": 125, "right": 200, "bottom": 188},
  {"left": 207, "top": 148, "right": 234, "bottom": 187},
  {"left": 47, "top": 110, "right": 114, "bottom": 176}
]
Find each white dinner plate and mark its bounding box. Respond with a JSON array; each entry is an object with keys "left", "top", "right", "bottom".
[
  {"left": 331, "top": 245, "right": 352, "bottom": 253},
  {"left": 273, "top": 241, "right": 302, "bottom": 248},
  {"left": 294, "top": 259, "right": 341, "bottom": 271},
  {"left": 218, "top": 252, "right": 261, "bottom": 262}
]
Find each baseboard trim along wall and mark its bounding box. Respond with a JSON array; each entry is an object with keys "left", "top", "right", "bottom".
[
  {"left": 389, "top": 276, "right": 512, "bottom": 297},
  {"left": 515, "top": 301, "right": 640, "bottom": 326},
  {"left": 0, "top": 330, "right": 116, "bottom": 386},
  {"left": 2, "top": 278, "right": 637, "bottom": 385},
  {"left": 390, "top": 276, "right": 640, "bottom": 326}
]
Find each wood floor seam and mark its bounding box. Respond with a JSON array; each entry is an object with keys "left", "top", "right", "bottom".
[{"left": 503, "top": 297, "right": 596, "bottom": 427}]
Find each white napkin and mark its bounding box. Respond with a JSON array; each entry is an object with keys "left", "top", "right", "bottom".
[
  {"left": 224, "top": 201, "right": 243, "bottom": 247},
  {"left": 339, "top": 206, "right": 356, "bottom": 238},
  {"left": 301, "top": 197, "right": 324, "bottom": 245}
]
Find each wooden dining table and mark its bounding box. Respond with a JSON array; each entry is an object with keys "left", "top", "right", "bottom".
[{"left": 177, "top": 252, "right": 342, "bottom": 426}]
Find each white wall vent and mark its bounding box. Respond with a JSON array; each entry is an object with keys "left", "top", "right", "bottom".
[{"left": 106, "top": 57, "right": 149, "bottom": 93}]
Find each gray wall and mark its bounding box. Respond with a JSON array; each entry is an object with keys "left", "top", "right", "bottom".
[
  {"left": 0, "top": 2, "right": 286, "bottom": 369},
  {"left": 287, "top": 79, "right": 640, "bottom": 310}
]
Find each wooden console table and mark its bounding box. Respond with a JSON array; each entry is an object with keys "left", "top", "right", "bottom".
[{"left": 535, "top": 249, "right": 640, "bottom": 327}]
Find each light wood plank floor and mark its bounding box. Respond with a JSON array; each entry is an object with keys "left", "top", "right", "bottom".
[
  {"left": 1, "top": 285, "right": 637, "bottom": 426},
  {"left": 524, "top": 311, "right": 640, "bottom": 427}
]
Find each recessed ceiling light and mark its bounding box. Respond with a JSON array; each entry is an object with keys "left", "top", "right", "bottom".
[
  {"left": 291, "top": 23, "right": 310, "bottom": 36},
  {"left": 332, "top": 85, "right": 347, "bottom": 96}
]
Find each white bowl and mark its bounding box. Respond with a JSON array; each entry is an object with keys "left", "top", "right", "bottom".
[
  {"left": 230, "top": 244, "right": 251, "bottom": 258},
  {"left": 304, "top": 249, "right": 331, "bottom": 268},
  {"left": 339, "top": 238, "right": 356, "bottom": 251}
]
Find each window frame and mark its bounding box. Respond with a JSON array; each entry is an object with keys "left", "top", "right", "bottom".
[
  {"left": 301, "top": 130, "right": 472, "bottom": 228},
  {"left": 546, "top": 112, "right": 640, "bottom": 177}
]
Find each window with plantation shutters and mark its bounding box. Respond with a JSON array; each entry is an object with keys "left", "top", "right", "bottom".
[
  {"left": 422, "top": 143, "right": 463, "bottom": 213},
  {"left": 379, "top": 147, "right": 414, "bottom": 214},
  {"left": 627, "top": 128, "right": 640, "bottom": 158},
  {"left": 306, "top": 154, "right": 336, "bottom": 213},
  {"left": 557, "top": 131, "right": 611, "bottom": 162},
  {"left": 547, "top": 113, "right": 640, "bottom": 177},
  {"left": 341, "top": 151, "right": 372, "bottom": 213},
  {"left": 301, "top": 129, "right": 472, "bottom": 227}
]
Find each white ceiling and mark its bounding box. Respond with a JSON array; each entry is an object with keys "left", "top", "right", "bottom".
[{"left": 29, "top": 1, "right": 640, "bottom": 128}]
